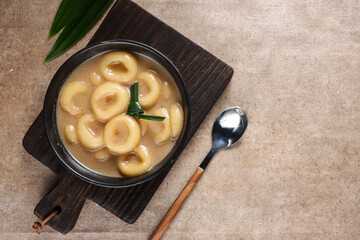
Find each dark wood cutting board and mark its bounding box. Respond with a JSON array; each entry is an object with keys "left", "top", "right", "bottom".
[{"left": 23, "top": 0, "right": 233, "bottom": 234}]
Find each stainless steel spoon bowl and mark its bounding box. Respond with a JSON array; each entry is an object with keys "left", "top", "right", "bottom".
[
  {"left": 151, "top": 106, "right": 248, "bottom": 240},
  {"left": 200, "top": 106, "right": 248, "bottom": 169},
  {"left": 213, "top": 106, "right": 248, "bottom": 148}
]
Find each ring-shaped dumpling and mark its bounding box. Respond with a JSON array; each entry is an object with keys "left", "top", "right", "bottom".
[
  {"left": 91, "top": 82, "right": 130, "bottom": 121},
  {"left": 163, "top": 81, "right": 171, "bottom": 99},
  {"left": 60, "top": 81, "right": 87, "bottom": 115},
  {"left": 117, "top": 145, "right": 151, "bottom": 177},
  {"left": 95, "top": 148, "right": 111, "bottom": 162},
  {"left": 100, "top": 51, "right": 137, "bottom": 84},
  {"left": 64, "top": 125, "right": 78, "bottom": 144},
  {"left": 138, "top": 71, "right": 161, "bottom": 108},
  {"left": 139, "top": 119, "right": 149, "bottom": 136},
  {"left": 89, "top": 72, "right": 103, "bottom": 86},
  {"left": 153, "top": 108, "right": 171, "bottom": 144},
  {"left": 169, "top": 104, "right": 184, "bottom": 139},
  {"left": 77, "top": 114, "right": 105, "bottom": 150},
  {"left": 104, "top": 115, "right": 141, "bottom": 154}
]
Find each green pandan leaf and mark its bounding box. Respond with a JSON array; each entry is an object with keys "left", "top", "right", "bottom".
[
  {"left": 45, "top": 0, "right": 113, "bottom": 63},
  {"left": 49, "top": 0, "right": 93, "bottom": 39},
  {"left": 133, "top": 114, "right": 166, "bottom": 122},
  {"left": 127, "top": 82, "right": 165, "bottom": 122}
]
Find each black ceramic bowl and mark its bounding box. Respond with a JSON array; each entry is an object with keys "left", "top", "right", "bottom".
[{"left": 44, "top": 40, "right": 190, "bottom": 188}]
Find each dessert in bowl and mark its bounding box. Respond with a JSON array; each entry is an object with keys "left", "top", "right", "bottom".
[{"left": 44, "top": 40, "right": 190, "bottom": 187}]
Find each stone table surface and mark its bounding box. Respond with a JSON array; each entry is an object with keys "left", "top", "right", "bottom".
[{"left": 1, "top": 0, "right": 359, "bottom": 239}]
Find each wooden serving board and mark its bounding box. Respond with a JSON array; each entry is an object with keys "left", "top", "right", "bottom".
[{"left": 23, "top": 0, "right": 233, "bottom": 234}]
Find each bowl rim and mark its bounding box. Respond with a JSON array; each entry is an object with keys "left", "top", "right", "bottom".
[{"left": 43, "top": 39, "right": 191, "bottom": 188}]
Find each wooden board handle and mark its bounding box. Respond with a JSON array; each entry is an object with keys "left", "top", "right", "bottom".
[
  {"left": 33, "top": 171, "right": 89, "bottom": 234},
  {"left": 150, "top": 167, "right": 204, "bottom": 240}
]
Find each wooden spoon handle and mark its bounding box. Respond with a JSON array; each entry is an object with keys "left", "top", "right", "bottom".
[{"left": 150, "top": 167, "right": 204, "bottom": 240}]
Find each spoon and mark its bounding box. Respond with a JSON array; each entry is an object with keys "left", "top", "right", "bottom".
[{"left": 150, "top": 106, "right": 248, "bottom": 240}]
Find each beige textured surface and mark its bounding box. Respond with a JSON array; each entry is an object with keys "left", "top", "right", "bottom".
[{"left": 1, "top": 0, "right": 359, "bottom": 239}]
